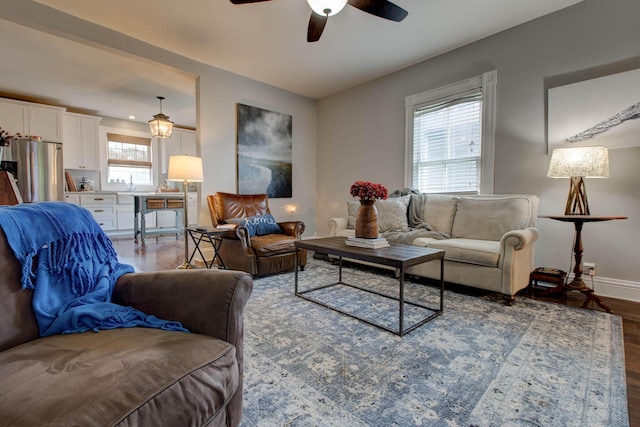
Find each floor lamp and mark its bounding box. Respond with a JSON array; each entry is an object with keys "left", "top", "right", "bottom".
[{"left": 168, "top": 155, "right": 204, "bottom": 269}]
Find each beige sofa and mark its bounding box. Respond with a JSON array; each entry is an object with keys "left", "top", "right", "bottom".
[{"left": 328, "top": 194, "right": 539, "bottom": 304}]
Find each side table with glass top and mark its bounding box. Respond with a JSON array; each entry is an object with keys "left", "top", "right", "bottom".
[{"left": 186, "top": 226, "right": 230, "bottom": 269}]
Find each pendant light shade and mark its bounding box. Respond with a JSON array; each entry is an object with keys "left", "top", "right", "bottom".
[
  {"left": 149, "top": 96, "right": 174, "bottom": 138},
  {"left": 306, "top": 0, "right": 347, "bottom": 16}
]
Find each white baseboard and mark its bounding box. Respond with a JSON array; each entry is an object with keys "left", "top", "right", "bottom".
[{"left": 567, "top": 274, "right": 640, "bottom": 302}]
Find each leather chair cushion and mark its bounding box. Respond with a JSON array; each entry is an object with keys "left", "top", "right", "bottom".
[
  {"left": 0, "top": 328, "right": 239, "bottom": 426},
  {"left": 250, "top": 234, "right": 298, "bottom": 256}
]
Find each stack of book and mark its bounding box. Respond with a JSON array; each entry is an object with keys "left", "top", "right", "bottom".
[{"left": 345, "top": 237, "right": 390, "bottom": 249}]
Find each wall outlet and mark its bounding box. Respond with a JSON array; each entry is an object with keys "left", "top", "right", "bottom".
[{"left": 583, "top": 262, "right": 596, "bottom": 276}]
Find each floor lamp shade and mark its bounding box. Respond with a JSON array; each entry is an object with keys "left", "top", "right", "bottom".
[
  {"left": 547, "top": 146, "right": 609, "bottom": 215},
  {"left": 167, "top": 155, "right": 203, "bottom": 269},
  {"left": 167, "top": 155, "right": 204, "bottom": 183}
]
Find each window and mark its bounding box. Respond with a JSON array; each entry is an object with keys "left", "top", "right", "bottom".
[
  {"left": 405, "top": 71, "right": 496, "bottom": 194},
  {"left": 106, "top": 133, "right": 152, "bottom": 185}
]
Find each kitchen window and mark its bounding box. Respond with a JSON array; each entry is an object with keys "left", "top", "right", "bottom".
[
  {"left": 106, "top": 133, "right": 152, "bottom": 185},
  {"left": 405, "top": 71, "right": 497, "bottom": 194}
]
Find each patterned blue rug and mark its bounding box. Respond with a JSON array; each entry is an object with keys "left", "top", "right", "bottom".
[{"left": 240, "top": 258, "right": 629, "bottom": 426}]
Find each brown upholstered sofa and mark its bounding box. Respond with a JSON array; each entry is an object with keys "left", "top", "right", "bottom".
[
  {"left": 0, "top": 227, "right": 253, "bottom": 426},
  {"left": 208, "top": 192, "right": 306, "bottom": 276}
]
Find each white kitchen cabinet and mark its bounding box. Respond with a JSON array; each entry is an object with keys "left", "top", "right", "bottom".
[
  {"left": 64, "top": 193, "right": 80, "bottom": 204},
  {"left": 156, "top": 210, "right": 181, "bottom": 228},
  {"left": 159, "top": 129, "right": 197, "bottom": 173},
  {"left": 0, "top": 98, "right": 64, "bottom": 142},
  {"left": 68, "top": 192, "right": 117, "bottom": 231},
  {"left": 116, "top": 206, "right": 157, "bottom": 230},
  {"left": 188, "top": 192, "right": 198, "bottom": 226},
  {"left": 62, "top": 112, "right": 101, "bottom": 170}
]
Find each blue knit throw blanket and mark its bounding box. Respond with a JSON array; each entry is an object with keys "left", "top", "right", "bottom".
[{"left": 0, "top": 202, "right": 187, "bottom": 336}]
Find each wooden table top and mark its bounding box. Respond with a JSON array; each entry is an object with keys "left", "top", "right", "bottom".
[
  {"left": 539, "top": 215, "right": 628, "bottom": 223},
  {"left": 295, "top": 236, "right": 443, "bottom": 269}
]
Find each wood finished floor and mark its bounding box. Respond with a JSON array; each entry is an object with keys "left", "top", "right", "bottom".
[{"left": 111, "top": 236, "right": 640, "bottom": 427}]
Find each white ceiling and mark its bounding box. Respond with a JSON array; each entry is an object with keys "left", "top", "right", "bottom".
[{"left": 0, "top": 0, "right": 582, "bottom": 128}]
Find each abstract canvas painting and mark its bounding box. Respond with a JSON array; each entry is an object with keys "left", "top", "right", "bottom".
[
  {"left": 237, "top": 103, "right": 292, "bottom": 198},
  {"left": 548, "top": 67, "right": 640, "bottom": 152}
]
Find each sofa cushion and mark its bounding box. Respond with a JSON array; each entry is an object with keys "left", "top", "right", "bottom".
[
  {"left": 425, "top": 238, "right": 500, "bottom": 267},
  {"left": 251, "top": 234, "right": 298, "bottom": 256},
  {"left": 451, "top": 197, "right": 532, "bottom": 241},
  {"left": 411, "top": 194, "right": 458, "bottom": 235},
  {"left": 0, "top": 328, "right": 238, "bottom": 426},
  {"left": 347, "top": 195, "right": 410, "bottom": 233}
]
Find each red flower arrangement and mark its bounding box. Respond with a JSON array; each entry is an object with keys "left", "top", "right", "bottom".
[
  {"left": 0, "top": 127, "right": 21, "bottom": 147},
  {"left": 350, "top": 180, "right": 388, "bottom": 201}
]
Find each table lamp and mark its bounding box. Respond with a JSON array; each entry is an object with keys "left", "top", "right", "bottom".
[
  {"left": 547, "top": 146, "right": 609, "bottom": 215},
  {"left": 168, "top": 155, "right": 204, "bottom": 269}
]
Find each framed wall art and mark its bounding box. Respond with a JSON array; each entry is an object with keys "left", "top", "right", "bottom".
[
  {"left": 547, "top": 67, "right": 640, "bottom": 152},
  {"left": 236, "top": 103, "right": 292, "bottom": 198}
]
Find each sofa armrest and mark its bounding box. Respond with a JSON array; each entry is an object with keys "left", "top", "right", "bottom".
[
  {"left": 112, "top": 269, "right": 253, "bottom": 342},
  {"left": 278, "top": 221, "right": 305, "bottom": 238},
  {"left": 499, "top": 227, "right": 539, "bottom": 252},
  {"left": 328, "top": 217, "right": 348, "bottom": 236},
  {"left": 498, "top": 227, "right": 539, "bottom": 296}
]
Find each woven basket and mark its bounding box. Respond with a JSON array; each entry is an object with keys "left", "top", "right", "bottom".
[
  {"left": 167, "top": 200, "right": 184, "bottom": 209},
  {"left": 146, "top": 199, "right": 166, "bottom": 209}
]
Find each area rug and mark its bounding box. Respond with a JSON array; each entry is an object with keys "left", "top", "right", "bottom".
[{"left": 240, "top": 258, "right": 629, "bottom": 427}]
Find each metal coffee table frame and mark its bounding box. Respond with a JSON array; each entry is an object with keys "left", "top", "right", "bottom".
[{"left": 294, "top": 237, "right": 444, "bottom": 336}]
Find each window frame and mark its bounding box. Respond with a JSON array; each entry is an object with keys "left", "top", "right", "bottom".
[
  {"left": 404, "top": 70, "right": 497, "bottom": 194},
  {"left": 100, "top": 126, "right": 158, "bottom": 192}
]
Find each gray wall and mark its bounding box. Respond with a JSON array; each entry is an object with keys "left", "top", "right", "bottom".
[
  {"left": 316, "top": 0, "right": 640, "bottom": 291},
  {"left": 0, "top": 1, "right": 318, "bottom": 234}
]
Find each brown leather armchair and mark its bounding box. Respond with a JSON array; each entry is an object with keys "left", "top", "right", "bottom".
[{"left": 208, "top": 192, "right": 306, "bottom": 276}]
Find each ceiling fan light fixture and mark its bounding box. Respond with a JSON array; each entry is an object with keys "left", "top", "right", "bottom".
[
  {"left": 306, "top": 0, "right": 347, "bottom": 16},
  {"left": 149, "top": 96, "right": 174, "bottom": 138}
]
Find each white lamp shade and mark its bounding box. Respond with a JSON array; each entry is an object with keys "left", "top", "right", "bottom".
[
  {"left": 547, "top": 146, "right": 609, "bottom": 178},
  {"left": 306, "top": 0, "right": 347, "bottom": 16},
  {"left": 168, "top": 155, "right": 204, "bottom": 182}
]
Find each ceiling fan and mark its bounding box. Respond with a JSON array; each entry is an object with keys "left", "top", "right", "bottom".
[{"left": 229, "top": 0, "right": 408, "bottom": 42}]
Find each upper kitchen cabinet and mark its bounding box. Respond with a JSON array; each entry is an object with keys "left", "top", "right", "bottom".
[
  {"left": 0, "top": 98, "right": 65, "bottom": 142},
  {"left": 159, "top": 128, "right": 197, "bottom": 174},
  {"left": 62, "top": 112, "right": 102, "bottom": 170}
]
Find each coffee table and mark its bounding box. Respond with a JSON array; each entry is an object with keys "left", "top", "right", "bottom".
[{"left": 294, "top": 237, "right": 444, "bottom": 336}]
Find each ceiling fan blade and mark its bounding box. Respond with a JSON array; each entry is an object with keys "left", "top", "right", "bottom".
[
  {"left": 229, "top": 0, "right": 271, "bottom": 4},
  {"left": 347, "top": 0, "right": 408, "bottom": 22},
  {"left": 307, "top": 12, "right": 328, "bottom": 42}
]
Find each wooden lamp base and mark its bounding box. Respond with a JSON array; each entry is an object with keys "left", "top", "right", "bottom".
[{"left": 565, "top": 176, "right": 589, "bottom": 215}]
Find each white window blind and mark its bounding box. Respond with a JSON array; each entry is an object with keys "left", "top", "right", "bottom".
[{"left": 412, "top": 94, "right": 482, "bottom": 193}]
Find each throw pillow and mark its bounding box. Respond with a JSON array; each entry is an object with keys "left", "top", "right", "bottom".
[
  {"left": 346, "top": 195, "right": 410, "bottom": 233},
  {"left": 375, "top": 196, "right": 410, "bottom": 233},
  {"left": 227, "top": 214, "right": 283, "bottom": 237}
]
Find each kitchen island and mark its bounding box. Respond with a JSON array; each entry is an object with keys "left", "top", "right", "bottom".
[
  {"left": 64, "top": 191, "right": 198, "bottom": 237},
  {"left": 129, "top": 193, "right": 184, "bottom": 245}
]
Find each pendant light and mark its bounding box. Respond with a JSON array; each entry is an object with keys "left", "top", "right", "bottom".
[{"left": 149, "top": 96, "right": 174, "bottom": 138}]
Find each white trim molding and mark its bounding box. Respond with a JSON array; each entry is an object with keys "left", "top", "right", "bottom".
[{"left": 584, "top": 275, "right": 640, "bottom": 303}]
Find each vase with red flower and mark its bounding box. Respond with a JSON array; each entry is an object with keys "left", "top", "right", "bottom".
[{"left": 349, "top": 180, "right": 388, "bottom": 239}]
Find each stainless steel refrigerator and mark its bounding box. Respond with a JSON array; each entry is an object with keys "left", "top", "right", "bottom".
[{"left": 0, "top": 137, "right": 63, "bottom": 202}]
